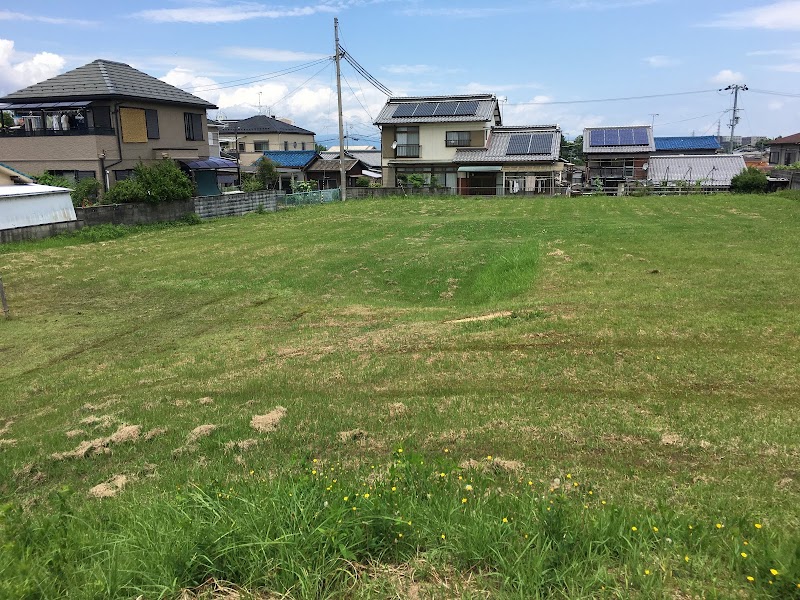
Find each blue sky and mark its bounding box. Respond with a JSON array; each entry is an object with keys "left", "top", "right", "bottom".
[{"left": 1, "top": 0, "right": 799, "bottom": 146}]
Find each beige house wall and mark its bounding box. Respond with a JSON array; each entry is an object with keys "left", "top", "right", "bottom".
[
  {"left": 0, "top": 134, "right": 113, "bottom": 177},
  {"left": 381, "top": 121, "right": 490, "bottom": 170},
  {"left": 221, "top": 131, "right": 315, "bottom": 166}
]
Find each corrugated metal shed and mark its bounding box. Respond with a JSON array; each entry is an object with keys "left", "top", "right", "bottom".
[
  {"left": 0, "top": 184, "right": 77, "bottom": 229},
  {"left": 374, "top": 94, "right": 500, "bottom": 125},
  {"left": 647, "top": 155, "right": 746, "bottom": 187},
  {"left": 654, "top": 136, "right": 720, "bottom": 151},
  {"left": 454, "top": 126, "right": 561, "bottom": 163},
  {"left": 0, "top": 59, "right": 216, "bottom": 108}
]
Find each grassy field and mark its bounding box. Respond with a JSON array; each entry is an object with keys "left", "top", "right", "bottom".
[{"left": 1, "top": 194, "right": 799, "bottom": 599}]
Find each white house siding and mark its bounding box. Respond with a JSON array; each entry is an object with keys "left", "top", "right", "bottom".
[{"left": 0, "top": 185, "right": 76, "bottom": 229}]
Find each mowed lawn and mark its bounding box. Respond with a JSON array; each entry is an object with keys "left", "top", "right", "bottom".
[{"left": 1, "top": 194, "right": 798, "bottom": 598}]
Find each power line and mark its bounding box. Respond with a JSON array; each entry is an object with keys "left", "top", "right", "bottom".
[
  {"left": 507, "top": 89, "right": 719, "bottom": 106},
  {"left": 188, "top": 58, "right": 333, "bottom": 93},
  {"left": 268, "top": 62, "right": 333, "bottom": 112},
  {"left": 750, "top": 88, "right": 800, "bottom": 99}
]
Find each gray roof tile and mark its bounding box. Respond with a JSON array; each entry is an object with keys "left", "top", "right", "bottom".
[
  {"left": 221, "top": 115, "right": 314, "bottom": 135},
  {"left": 1, "top": 59, "right": 216, "bottom": 108},
  {"left": 454, "top": 126, "right": 562, "bottom": 163},
  {"left": 374, "top": 94, "right": 500, "bottom": 125}
]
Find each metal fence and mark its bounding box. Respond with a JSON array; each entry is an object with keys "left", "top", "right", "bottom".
[{"left": 279, "top": 188, "right": 341, "bottom": 207}]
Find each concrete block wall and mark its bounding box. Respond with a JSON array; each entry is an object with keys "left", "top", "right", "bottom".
[
  {"left": 193, "top": 190, "right": 280, "bottom": 218},
  {"left": 76, "top": 200, "right": 196, "bottom": 227},
  {"left": 0, "top": 220, "right": 81, "bottom": 243}
]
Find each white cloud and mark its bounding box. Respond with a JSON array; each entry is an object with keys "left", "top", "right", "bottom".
[
  {"left": 383, "top": 64, "right": 436, "bottom": 75},
  {"left": 644, "top": 55, "right": 680, "bottom": 68},
  {"left": 707, "top": 1, "right": 800, "bottom": 31},
  {"left": 223, "top": 47, "right": 329, "bottom": 62},
  {"left": 134, "top": 1, "right": 383, "bottom": 23},
  {"left": 768, "top": 101, "right": 785, "bottom": 111},
  {"left": 0, "top": 9, "right": 97, "bottom": 26},
  {"left": 0, "top": 39, "right": 66, "bottom": 95},
  {"left": 710, "top": 69, "right": 745, "bottom": 85}
]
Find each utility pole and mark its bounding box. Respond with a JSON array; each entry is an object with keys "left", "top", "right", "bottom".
[
  {"left": 334, "top": 18, "right": 347, "bottom": 201},
  {"left": 723, "top": 84, "right": 748, "bottom": 153}
]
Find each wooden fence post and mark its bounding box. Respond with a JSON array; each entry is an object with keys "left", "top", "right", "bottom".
[{"left": 0, "top": 276, "right": 8, "bottom": 318}]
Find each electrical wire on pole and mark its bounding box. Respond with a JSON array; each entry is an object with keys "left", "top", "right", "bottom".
[
  {"left": 334, "top": 18, "right": 347, "bottom": 201},
  {"left": 722, "top": 84, "right": 747, "bottom": 153}
]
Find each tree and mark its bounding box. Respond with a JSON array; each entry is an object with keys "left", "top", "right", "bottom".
[
  {"left": 315, "top": 143, "right": 328, "bottom": 152},
  {"left": 560, "top": 135, "right": 584, "bottom": 165},
  {"left": 1, "top": 112, "right": 14, "bottom": 128},
  {"left": 104, "top": 160, "right": 193, "bottom": 204},
  {"left": 730, "top": 166, "right": 768, "bottom": 194},
  {"left": 255, "top": 158, "right": 279, "bottom": 189}
]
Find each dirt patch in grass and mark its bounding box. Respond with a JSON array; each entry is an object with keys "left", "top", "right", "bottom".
[
  {"left": 187, "top": 424, "right": 218, "bottom": 444},
  {"left": 144, "top": 427, "right": 168, "bottom": 441},
  {"left": 224, "top": 439, "right": 259, "bottom": 452},
  {"left": 0, "top": 439, "right": 17, "bottom": 448},
  {"left": 460, "top": 457, "right": 524, "bottom": 474},
  {"left": 339, "top": 429, "right": 368, "bottom": 443},
  {"left": 88, "top": 475, "right": 129, "bottom": 499},
  {"left": 446, "top": 311, "right": 513, "bottom": 324},
  {"left": 660, "top": 432, "right": 684, "bottom": 447},
  {"left": 0, "top": 419, "right": 13, "bottom": 436},
  {"left": 79, "top": 414, "right": 116, "bottom": 429},
  {"left": 52, "top": 424, "right": 142, "bottom": 460},
  {"left": 109, "top": 424, "right": 141, "bottom": 444},
  {"left": 65, "top": 429, "right": 85, "bottom": 438},
  {"left": 198, "top": 397, "right": 214, "bottom": 405},
  {"left": 547, "top": 248, "right": 572, "bottom": 262},
  {"left": 251, "top": 407, "right": 287, "bottom": 433},
  {"left": 389, "top": 402, "right": 408, "bottom": 418}
]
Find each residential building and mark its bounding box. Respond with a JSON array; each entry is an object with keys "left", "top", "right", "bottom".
[
  {"left": 374, "top": 94, "right": 502, "bottom": 190},
  {"left": 768, "top": 133, "right": 800, "bottom": 166},
  {"left": 453, "top": 125, "right": 564, "bottom": 195},
  {"left": 306, "top": 157, "right": 375, "bottom": 189},
  {"left": 0, "top": 162, "right": 32, "bottom": 186},
  {"left": 583, "top": 126, "right": 655, "bottom": 191},
  {"left": 321, "top": 149, "right": 381, "bottom": 173},
  {"left": 653, "top": 136, "right": 720, "bottom": 155},
  {"left": 219, "top": 115, "right": 315, "bottom": 166},
  {"left": 647, "top": 155, "right": 746, "bottom": 190},
  {"left": 0, "top": 59, "right": 217, "bottom": 191}
]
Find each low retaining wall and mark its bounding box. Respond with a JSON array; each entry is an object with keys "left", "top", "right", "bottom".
[
  {"left": 0, "top": 220, "right": 81, "bottom": 243},
  {"left": 194, "top": 190, "right": 280, "bottom": 218},
  {"left": 76, "top": 200, "right": 195, "bottom": 227}
]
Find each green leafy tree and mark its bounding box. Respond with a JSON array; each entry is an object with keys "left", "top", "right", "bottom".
[
  {"left": 315, "top": 143, "right": 328, "bottom": 152},
  {"left": 255, "top": 158, "right": 279, "bottom": 189},
  {"left": 560, "top": 135, "right": 584, "bottom": 165},
  {"left": 355, "top": 176, "right": 371, "bottom": 188},
  {"left": 730, "top": 166, "right": 768, "bottom": 194},
  {"left": 406, "top": 173, "right": 425, "bottom": 188},
  {"left": 1, "top": 112, "right": 14, "bottom": 128},
  {"left": 104, "top": 160, "right": 193, "bottom": 204}
]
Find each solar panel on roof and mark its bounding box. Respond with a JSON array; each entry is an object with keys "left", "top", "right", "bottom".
[
  {"left": 433, "top": 102, "right": 458, "bottom": 116},
  {"left": 392, "top": 104, "right": 416, "bottom": 118},
  {"left": 453, "top": 101, "right": 478, "bottom": 116},
  {"left": 633, "top": 127, "right": 649, "bottom": 145},
  {"left": 529, "top": 134, "right": 553, "bottom": 154},
  {"left": 619, "top": 128, "right": 635, "bottom": 145},
  {"left": 413, "top": 102, "right": 436, "bottom": 117},
  {"left": 604, "top": 129, "right": 620, "bottom": 146},
  {"left": 590, "top": 130, "right": 605, "bottom": 146},
  {"left": 507, "top": 134, "right": 531, "bottom": 154}
]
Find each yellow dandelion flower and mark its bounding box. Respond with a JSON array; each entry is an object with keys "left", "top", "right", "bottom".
[
  {"left": 313, "top": 458, "right": 318, "bottom": 463},
  {"left": 631, "top": 526, "right": 638, "bottom": 532},
  {"left": 653, "top": 526, "right": 659, "bottom": 533},
  {"left": 502, "top": 517, "right": 508, "bottom": 523},
  {"left": 741, "top": 552, "right": 748, "bottom": 558},
  {"left": 391, "top": 486, "right": 396, "bottom": 492},
  {"left": 770, "top": 569, "right": 779, "bottom": 576},
  {"left": 462, "top": 498, "right": 467, "bottom": 503},
  {"left": 716, "top": 523, "right": 724, "bottom": 529},
  {"left": 458, "top": 475, "right": 463, "bottom": 481},
  {"left": 588, "top": 490, "right": 593, "bottom": 495},
  {"left": 684, "top": 555, "right": 690, "bottom": 562},
  {"left": 688, "top": 525, "right": 693, "bottom": 530},
  {"left": 601, "top": 500, "right": 606, "bottom": 505},
  {"left": 398, "top": 533, "right": 403, "bottom": 538},
  {"left": 528, "top": 480, "right": 533, "bottom": 486},
  {"left": 566, "top": 473, "right": 572, "bottom": 479},
  {"left": 444, "top": 448, "right": 449, "bottom": 453},
  {"left": 343, "top": 496, "right": 349, "bottom": 501},
  {"left": 465, "top": 484, "right": 473, "bottom": 491},
  {"left": 440, "top": 472, "right": 446, "bottom": 478},
  {"left": 525, "top": 533, "right": 529, "bottom": 539},
  {"left": 486, "top": 455, "right": 493, "bottom": 461},
  {"left": 363, "top": 493, "right": 370, "bottom": 499},
  {"left": 744, "top": 541, "right": 749, "bottom": 545},
  {"left": 441, "top": 533, "right": 446, "bottom": 540},
  {"left": 547, "top": 507, "right": 551, "bottom": 511},
  {"left": 754, "top": 523, "right": 762, "bottom": 529},
  {"left": 573, "top": 482, "right": 579, "bottom": 487},
  {"left": 249, "top": 470, "right": 254, "bottom": 476},
  {"left": 352, "top": 506, "right": 357, "bottom": 511},
  {"left": 397, "top": 448, "right": 403, "bottom": 453},
  {"left": 747, "top": 576, "right": 755, "bottom": 582},
  {"left": 312, "top": 470, "right": 317, "bottom": 475},
  {"left": 644, "top": 569, "right": 651, "bottom": 576}
]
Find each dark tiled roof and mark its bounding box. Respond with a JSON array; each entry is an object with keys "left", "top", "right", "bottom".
[
  {"left": 1, "top": 59, "right": 216, "bottom": 108},
  {"left": 374, "top": 94, "right": 500, "bottom": 125},
  {"left": 454, "top": 126, "right": 561, "bottom": 163},
  {"left": 771, "top": 132, "right": 800, "bottom": 145},
  {"left": 307, "top": 158, "right": 360, "bottom": 172},
  {"left": 222, "top": 115, "right": 314, "bottom": 135},
  {"left": 321, "top": 150, "right": 381, "bottom": 168},
  {"left": 257, "top": 151, "right": 319, "bottom": 168},
  {"left": 654, "top": 136, "right": 720, "bottom": 151}
]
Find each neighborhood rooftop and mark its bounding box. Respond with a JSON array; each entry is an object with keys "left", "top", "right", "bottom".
[
  {"left": 221, "top": 115, "right": 315, "bottom": 136},
  {"left": 654, "top": 136, "right": 721, "bottom": 151},
  {"left": 374, "top": 94, "right": 500, "bottom": 125},
  {"left": 454, "top": 126, "right": 562, "bottom": 164},
  {"left": 0, "top": 59, "right": 216, "bottom": 108},
  {"left": 583, "top": 126, "right": 655, "bottom": 153},
  {"left": 647, "top": 154, "right": 747, "bottom": 187}
]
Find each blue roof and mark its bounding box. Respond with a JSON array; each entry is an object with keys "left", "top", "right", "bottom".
[
  {"left": 654, "top": 136, "right": 720, "bottom": 151},
  {"left": 258, "top": 151, "right": 318, "bottom": 168}
]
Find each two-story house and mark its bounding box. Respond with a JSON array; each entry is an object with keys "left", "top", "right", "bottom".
[
  {"left": 219, "top": 115, "right": 315, "bottom": 167},
  {"left": 583, "top": 126, "right": 655, "bottom": 192},
  {"left": 373, "top": 94, "right": 502, "bottom": 190},
  {"left": 768, "top": 133, "right": 800, "bottom": 166},
  {"left": 0, "top": 59, "right": 217, "bottom": 192}
]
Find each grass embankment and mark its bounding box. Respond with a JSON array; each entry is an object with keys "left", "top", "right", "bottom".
[{"left": 1, "top": 195, "right": 798, "bottom": 598}]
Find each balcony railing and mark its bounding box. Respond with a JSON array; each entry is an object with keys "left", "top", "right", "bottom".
[
  {"left": 396, "top": 144, "right": 420, "bottom": 158},
  {"left": 0, "top": 127, "right": 116, "bottom": 137}
]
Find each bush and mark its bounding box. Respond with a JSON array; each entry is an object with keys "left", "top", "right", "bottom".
[
  {"left": 33, "top": 172, "right": 74, "bottom": 189},
  {"left": 241, "top": 175, "right": 263, "bottom": 193},
  {"left": 406, "top": 173, "right": 425, "bottom": 188},
  {"left": 70, "top": 178, "right": 101, "bottom": 207},
  {"left": 255, "top": 159, "right": 278, "bottom": 189},
  {"left": 103, "top": 161, "right": 193, "bottom": 204},
  {"left": 355, "top": 176, "right": 371, "bottom": 188},
  {"left": 730, "top": 166, "right": 768, "bottom": 194}
]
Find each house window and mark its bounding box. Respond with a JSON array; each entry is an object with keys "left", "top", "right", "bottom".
[
  {"left": 184, "top": 112, "right": 204, "bottom": 141},
  {"left": 120, "top": 108, "right": 147, "bottom": 143},
  {"left": 145, "top": 109, "right": 159, "bottom": 139},
  {"left": 253, "top": 141, "right": 269, "bottom": 152},
  {"left": 785, "top": 152, "right": 795, "bottom": 165},
  {"left": 76, "top": 170, "right": 96, "bottom": 181},
  {"left": 238, "top": 142, "right": 246, "bottom": 152},
  {"left": 396, "top": 126, "right": 419, "bottom": 157},
  {"left": 114, "top": 169, "right": 134, "bottom": 182},
  {"left": 284, "top": 141, "right": 289, "bottom": 151},
  {"left": 301, "top": 142, "right": 306, "bottom": 150},
  {"left": 445, "top": 131, "right": 471, "bottom": 147},
  {"left": 769, "top": 151, "right": 780, "bottom": 164}
]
